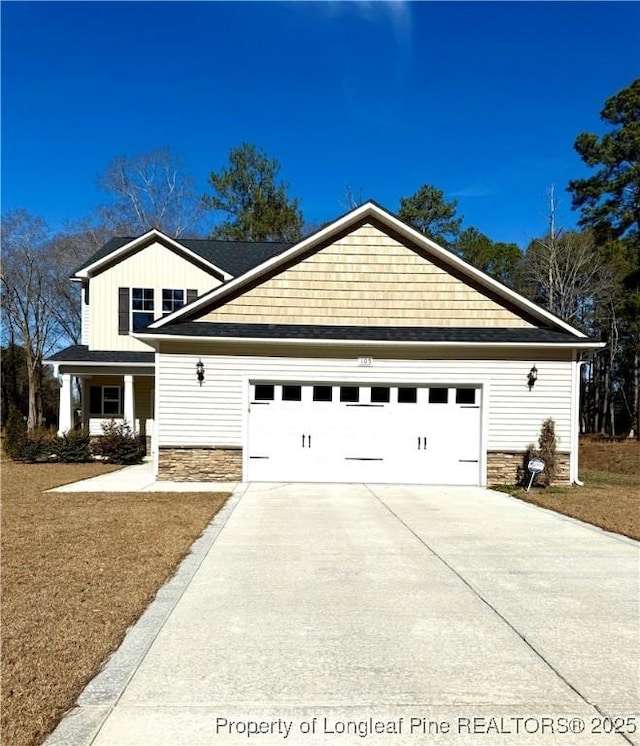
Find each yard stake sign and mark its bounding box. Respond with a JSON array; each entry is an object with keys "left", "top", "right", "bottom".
[{"left": 526, "top": 458, "right": 545, "bottom": 492}]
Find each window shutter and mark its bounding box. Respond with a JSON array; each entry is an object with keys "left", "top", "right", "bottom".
[
  {"left": 186, "top": 289, "right": 198, "bottom": 304},
  {"left": 118, "top": 287, "right": 130, "bottom": 334},
  {"left": 89, "top": 386, "right": 102, "bottom": 416}
]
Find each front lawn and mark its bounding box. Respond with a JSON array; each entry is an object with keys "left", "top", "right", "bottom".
[
  {"left": 505, "top": 441, "right": 640, "bottom": 541},
  {"left": 1, "top": 461, "right": 229, "bottom": 746}
]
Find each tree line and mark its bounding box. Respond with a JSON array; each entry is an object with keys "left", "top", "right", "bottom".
[{"left": 2, "top": 80, "right": 638, "bottom": 438}]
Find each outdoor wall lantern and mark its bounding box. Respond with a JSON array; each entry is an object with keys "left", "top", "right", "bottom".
[
  {"left": 527, "top": 364, "right": 538, "bottom": 390},
  {"left": 196, "top": 359, "right": 205, "bottom": 386}
]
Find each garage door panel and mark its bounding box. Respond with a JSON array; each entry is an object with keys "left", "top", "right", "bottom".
[{"left": 247, "top": 383, "right": 481, "bottom": 485}]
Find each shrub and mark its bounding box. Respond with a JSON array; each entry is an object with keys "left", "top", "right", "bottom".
[
  {"left": 94, "top": 420, "right": 145, "bottom": 465},
  {"left": 3, "top": 406, "right": 27, "bottom": 460},
  {"left": 538, "top": 417, "right": 557, "bottom": 486},
  {"left": 21, "top": 431, "right": 52, "bottom": 463},
  {"left": 51, "top": 430, "right": 93, "bottom": 463},
  {"left": 522, "top": 418, "right": 558, "bottom": 487}
]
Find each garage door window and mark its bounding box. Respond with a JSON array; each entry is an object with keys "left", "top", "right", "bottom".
[
  {"left": 313, "top": 385, "right": 332, "bottom": 402},
  {"left": 429, "top": 388, "right": 449, "bottom": 403},
  {"left": 340, "top": 386, "right": 359, "bottom": 403},
  {"left": 398, "top": 387, "right": 417, "bottom": 403},
  {"left": 282, "top": 385, "right": 302, "bottom": 401},
  {"left": 255, "top": 384, "right": 275, "bottom": 401},
  {"left": 456, "top": 388, "right": 476, "bottom": 404},
  {"left": 371, "top": 386, "right": 390, "bottom": 403}
]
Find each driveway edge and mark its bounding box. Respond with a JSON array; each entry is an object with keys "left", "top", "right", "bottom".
[
  {"left": 488, "top": 488, "right": 640, "bottom": 547},
  {"left": 43, "top": 483, "right": 248, "bottom": 746}
]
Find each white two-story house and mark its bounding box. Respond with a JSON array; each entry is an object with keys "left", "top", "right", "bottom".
[{"left": 47, "top": 202, "right": 602, "bottom": 485}]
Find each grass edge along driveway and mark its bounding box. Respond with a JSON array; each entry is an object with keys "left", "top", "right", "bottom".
[{"left": 1, "top": 461, "right": 229, "bottom": 746}]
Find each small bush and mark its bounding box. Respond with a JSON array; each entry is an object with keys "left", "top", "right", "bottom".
[
  {"left": 51, "top": 430, "right": 93, "bottom": 463},
  {"left": 522, "top": 418, "right": 558, "bottom": 487},
  {"left": 22, "top": 431, "right": 52, "bottom": 463},
  {"left": 538, "top": 417, "right": 557, "bottom": 486},
  {"left": 3, "top": 406, "right": 27, "bottom": 460},
  {"left": 3, "top": 410, "right": 53, "bottom": 462},
  {"left": 94, "top": 420, "right": 145, "bottom": 465}
]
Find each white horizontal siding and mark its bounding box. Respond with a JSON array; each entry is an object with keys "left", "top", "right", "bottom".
[{"left": 157, "top": 351, "right": 573, "bottom": 453}]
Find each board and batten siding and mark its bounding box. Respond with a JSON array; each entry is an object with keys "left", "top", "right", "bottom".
[
  {"left": 157, "top": 349, "right": 573, "bottom": 455},
  {"left": 198, "top": 224, "right": 534, "bottom": 328},
  {"left": 81, "top": 284, "right": 91, "bottom": 345},
  {"left": 89, "top": 241, "right": 221, "bottom": 352}
]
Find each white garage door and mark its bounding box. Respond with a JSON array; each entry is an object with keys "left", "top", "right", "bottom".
[{"left": 247, "top": 383, "right": 481, "bottom": 485}]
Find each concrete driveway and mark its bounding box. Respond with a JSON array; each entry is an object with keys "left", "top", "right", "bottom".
[{"left": 48, "top": 484, "right": 639, "bottom": 746}]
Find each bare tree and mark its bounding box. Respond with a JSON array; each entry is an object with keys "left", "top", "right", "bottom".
[
  {"left": 45, "top": 219, "right": 113, "bottom": 345},
  {"left": 524, "top": 229, "right": 616, "bottom": 329},
  {"left": 343, "top": 185, "right": 365, "bottom": 211},
  {"left": 98, "top": 148, "right": 208, "bottom": 236},
  {"left": 1, "top": 210, "right": 61, "bottom": 430}
]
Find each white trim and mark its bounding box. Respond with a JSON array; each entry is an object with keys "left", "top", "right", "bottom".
[
  {"left": 154, "top": 352, "right": 160, "bottom": 478},
  {"left": 480, "top": 379, "right": 490, "bottom": 487},
  {"left": 241, "top": 373, "right": 250, "bottom": 481},
  {"left": 45, "top": 360, "right": 155, "bottom": 368},
  {"left": 570, "top": 353, "right": 577, "bottom": 483},
  {"left": 136, "top": 332, "right": 605, "bottom": 350},
  {"left": 150, "top": 202, "right": 587, "bottom": 338},
  {"left": 571, "top": 358, "right": 588, "bottom": 485},
  {"left": 74, "top": 229, "right": 232, "bottom": 281}
]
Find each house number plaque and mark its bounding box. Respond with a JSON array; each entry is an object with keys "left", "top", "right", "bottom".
[{"left": 358, "top": 357, "right": 373, "bottom": 366}]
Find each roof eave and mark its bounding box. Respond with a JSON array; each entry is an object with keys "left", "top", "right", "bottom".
[
  {"left": 135, "top": 331, "right": 603, "bottom": 350},
  {"left": 74, "top": 229, "right": 233, "bottom": 281}
]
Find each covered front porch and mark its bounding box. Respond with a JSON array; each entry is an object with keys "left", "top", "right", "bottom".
[{"left": 46, "top": 345, "right": 156, "bottom": 451}]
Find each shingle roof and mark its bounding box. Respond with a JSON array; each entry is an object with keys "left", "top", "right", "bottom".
[
  {"left": 140, "top": 322, "right": 595, "bottom": 345},
  {"left": 73, "top": 236, "right": 293, "bottom": 278},
  {"left": 46, "top": 345, "right": 154, "bottom": 363}
]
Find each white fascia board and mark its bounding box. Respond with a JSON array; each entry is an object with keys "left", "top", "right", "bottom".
[
  {"left": 43, "top": 359, "right": 155, "bottom": 368},
  {"left": 151, "top": 202, "right": 587, "bottom": 338},
  {"left": 136, "top": 332, "right": 605, "bottom": 350},
  {"left": 74, "top": 229, "right": 232, "bottom": 281}
]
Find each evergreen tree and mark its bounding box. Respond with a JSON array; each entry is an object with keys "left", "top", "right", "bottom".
[{"left": 204, "top": 143, "right": 303, "bottom": 241}]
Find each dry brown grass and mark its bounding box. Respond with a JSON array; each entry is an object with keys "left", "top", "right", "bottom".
[
  {"left": 514, "top": 440, "right": 640, "bottom": 541},
  {"left": 1, "top": 461, "right": 229, "bottom": 746}
]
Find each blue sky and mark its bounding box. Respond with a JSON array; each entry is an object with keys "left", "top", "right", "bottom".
[{"left": 2, "top": 1, "right": 638, "bottom": 247}]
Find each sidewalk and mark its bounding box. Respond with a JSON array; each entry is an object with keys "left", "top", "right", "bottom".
[{"left": 48, "top": 460, "right": 238, "bottom": 493}]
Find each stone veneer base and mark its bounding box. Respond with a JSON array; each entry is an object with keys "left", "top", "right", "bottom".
[
  {"left": 158, "top": 447, "right": 242, "bottom": 482},
  {"left": 487, "top": 451, "right": 571, "bottom": 486},
  {"left": 158, "top": 447, "right": 571, "bottom": 486}
]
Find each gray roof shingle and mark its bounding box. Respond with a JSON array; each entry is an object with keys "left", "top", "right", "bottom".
[
  {"left": 74, "top": 236, "right": 293, "bottom": 278},
  {"left": 140, "top": 322, "right": 593, "bottom": 344},
  {"left": 47, "top": 346, "right": 154, "bottom": 363}
]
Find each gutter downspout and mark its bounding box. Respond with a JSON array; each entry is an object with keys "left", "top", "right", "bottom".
[{"left": 572, "top": 357, "right": 587, "bottom": 486}]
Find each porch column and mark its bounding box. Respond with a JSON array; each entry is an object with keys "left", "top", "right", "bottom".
[
  {"left": 80, "top": 378, "right": 90, "bottom": 432},
  {"left": 124, "top": 375, "right": 135, "bottom": 433},
  {"left": 58, "top": 373, "right": 73, "bottom": 435}
]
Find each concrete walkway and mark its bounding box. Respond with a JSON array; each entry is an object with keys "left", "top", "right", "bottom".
[
  {"left": 47, "top": 484, "right": 640, "bottom": 746},
  {"left": 48, "top": 460, "right": 237, "bottom": 492}
]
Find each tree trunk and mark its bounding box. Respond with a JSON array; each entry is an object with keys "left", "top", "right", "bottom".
[{"left": 26, "top": 356, "right": 38, "bottom": 432}]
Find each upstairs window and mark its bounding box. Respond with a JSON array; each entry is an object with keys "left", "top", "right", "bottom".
[
  {"left": 119, "top": 287, "right": 198, "bottom": 334},
  {"left": 132, "top": 288, "right": 154, "bottom": 331},
  {"left": 162, "top": 289, "right": 185, "bottom": 316}
]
